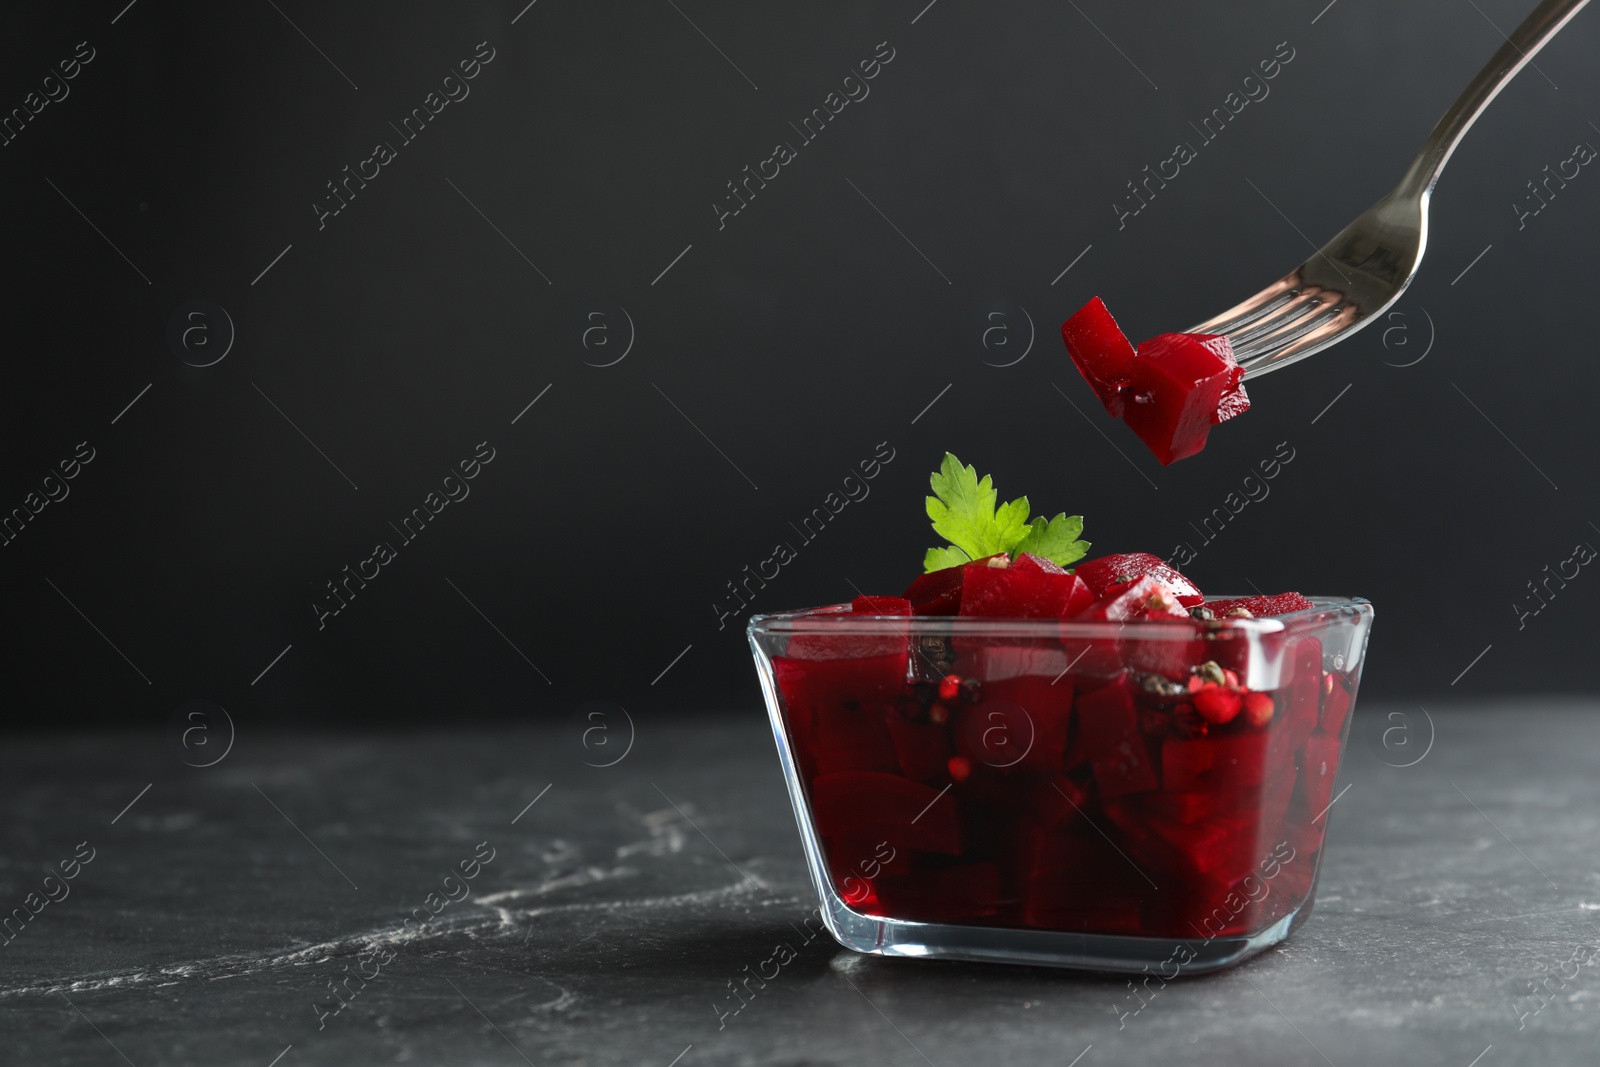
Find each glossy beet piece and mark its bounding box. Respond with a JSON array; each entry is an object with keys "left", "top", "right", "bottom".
[
  {"left": 1123, "top": 332, "right": 1238, "bottom": 465},
  {"left": 1163, "top": 733, "right": 1273, "bottom": 793},
  {"left": 961, "top": 553, "right": 1094, "bottom": 619},
  {"left": 902, "top": 566, "right": 966, "bottom": 616},
  {"left": 853, "top": 595, "right": 913, "bottom": 616},
  {"left": 1191, "top": 333, "right": 1249, "bottom": 425},
  {"left": 1297, "top": 734, "right": 1343, "bottom": 826},
  {"left": 1081, "top": 576, "right": 1189, "bottom": 622},
  {"left": 1076, "top": 552, "right": 1204, "bottom": 607},
  {"left": 884, "top": 714, "right": 953, "bottom": 784},
  {"left": 1018, "top": 830, "right": 1146, "bottom": 932},
  {"left": 1321, "top": 673, "right": 1355, "bottom": 736},
  {"left": 954, "top": 675, "right": 1073, "bottom": 778},
  {"left": 811, "top": 772, "right": 963, "bottom": 855},
  {"left": 1207, "top": 592, "right": 1315, "bottom": 618},
  {"left": 871, "top": 863, "right": 1002, "bottom": 923},
  {"left": 1061, "top": 296, "right": 1137, "bottom": 418},
  {"left": 811, "top": 704, "right": 900, "bottom": 776},
  {"left": 1076, "top": 676, "right": 1159, "bottom": 797}
]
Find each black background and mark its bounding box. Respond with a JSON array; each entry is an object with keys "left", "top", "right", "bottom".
[{"left": 4, "top": 0, "right": 1597, "bottom": 730}]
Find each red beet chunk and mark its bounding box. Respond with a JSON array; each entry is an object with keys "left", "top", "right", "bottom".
[
  {"left": 1081, "top": 575, "right": 1189, "bottom": 622},
  {"left": 1320, "top": 672, "right": 1355, "bottom": 737},
  {"left": 1284, "top": 638, "right": 1324, "bottom": 753},
  {"left": 1162, "top": 732, "right": 1272, "bottom": 793},
  {"left": 1123, "top": 332, "right": 1237, "bottom": 465},
  {"left": 873, "top": 863, "right": 1003, "bottom": 923},
  {"left": 811, "top": 704, "right": 900, "bottom": 777},
  {"left": 1296, "top": 734, "right": 1343, "bottom": 827},
  {"left": 1061, "top": 296, "right": 1137, "bottom": 418},
  {"left": 1017, "top": 829, "right": 1146, "bottom": 932},
  {"left": 1207, "top": 592, "right": 1315, "bottom": 618},
  {"left": 852, "top": 595, "right": 912, "bottom": 616},
  {"left": 1191, "top": 333, "right": 1249, "bottom": 425},
  {"left": 1076, "top": 552, "right": 1204, "bottom": 606},
  {"left": 884, "top": 714, "right": 953, "bottom": 784},
  {"left": 960, "top": 554, "right": 1093, "bottom": 619},
  {"left": 902, "top": 565, "right": 966, "bottom": 616},
  {"left": 1025, "top": 774, "right": 1093, "bottom": 832},
  {"left": 771, "top": 653, "right": 908, "bottom": 706},
  {"left": 1076, "top": 676, "right": 1159, "bottom": 797},
  {"left": 954, "top": 675, "right": 1073, "bottom": 779},
  {"left": 811, "top": 772, "right": 963, "bottom": 855}
]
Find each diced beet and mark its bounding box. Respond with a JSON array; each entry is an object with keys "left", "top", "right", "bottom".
[
  {"left": 902, "top": 566, "right": 966, "bottom": 616},
  {"left": 1284, "top": 638, "right": 1324, "bottom": 753},
  {"left": 811, "top": 704, "right": 900, "bottom": 776},
  {"left": 852, "top": 595, "right": 912, "bottom": 616},
  {"left": 1076, "top": 552, "right": 1205, "bottom": 606},
  {"left": 960, "top": 555, "right": 1094, "bottom": 619},
  {"left": 872, "top": 862, "right": 1003, "bottom": 923},
  {"left": 1215, "top": 381, "right": 1251, "bottom": 423},
  {"left": 1135, "top": 786, "right": 1260, "bottom": 825},
  {"left": 1076, "top": 676, "right": 1159, "bottom": 797},
  {"left": 1120, "top": 333, "right": 1236, "bottom": 465},
  {"left": 954, "top": 676, "right": 1072, "bottom": 779},
  {"left": 1016, "top": 829, "right": 1146, "bottom": 932},
  {"left": 1320, "top": 672, "right": 1355, "bottom": 737},
  {"left": 810, "top": 772, "right": 963, "bottom": 855},
  {"left": 1207, "top": 592, "right": 1315, "bottom": 618},
  {"left": 1025, "top": 774, "right": 1093, "bottom": 832},
  {"left": 1296, "top": 734, "right": 1344, "bottom": 827},
  {"left": 1061, "top": 296, "right": 1137, "bottom": 418},
  {"left": 1161, "top": 732, "right": 1272, "bottom": 793},
  {"left": 771, "top": 653, "right": 908, "bottom": 707},
  {"left": 884, "top": 713, "right": 953, "bottom": 784},
  {"left": 1189, "top": 333, "right": 1249, "bottom": 425},
  {"left": 1081, "top": 576, "right": 1190, "bottom": 622}
]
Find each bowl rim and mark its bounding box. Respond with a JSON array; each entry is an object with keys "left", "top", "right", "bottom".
[{"left": 749, "top": 595, "right": 1372, "bottom": 638}]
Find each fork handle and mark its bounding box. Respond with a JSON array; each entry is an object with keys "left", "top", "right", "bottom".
[{"left": 1396, "top": 0, "right": 1591, "bottom": 201}]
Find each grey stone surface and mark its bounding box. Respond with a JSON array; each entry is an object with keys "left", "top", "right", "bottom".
[{"left": 2, "top": 700, "right": 1598, "bottom": 1066}]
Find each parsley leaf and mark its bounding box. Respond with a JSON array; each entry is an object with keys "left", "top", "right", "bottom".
[
  {"left": 922, "top": 453, "right": 1091, "bottom": 572},
  {"left": 1013, "top": 513, "right": 1090, "bottom": 568}
]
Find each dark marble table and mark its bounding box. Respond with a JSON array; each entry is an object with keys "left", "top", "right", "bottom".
[{"left": 3, "top": 701, "right": 1598, "bottom": 1066}]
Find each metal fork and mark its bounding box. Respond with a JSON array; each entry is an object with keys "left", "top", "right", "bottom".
[{"left": 1192, "top": 0, "right": 1590, "bottom": 378}]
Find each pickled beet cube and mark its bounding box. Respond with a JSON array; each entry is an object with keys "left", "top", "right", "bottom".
[
  {"left": 954, "top": 675, "right": 1072, "bottom": 778},
  {"left": 960, "top": 554, "right": 1094, "bottom": 619},
  {"left": 1161, "top": 732, "right": 1272, "bottom": 793},
  {"left": 772, "top": 654, "right": 908, "bottom": 707},
  {"left": 852, "top": 595, "right": 912, "bottom": 616},
  {"left": 1284, "top": 638, "right": 1325, "bottom": 753},
  {"left": 1081, "top": 575, "right": 1189, "bottom": 622},
  {"left": 1320, "top": 673, "right": 1355, "bottom": 737},
  {"left": 884, "top": 714, "right": 953, "bottom": 784},
  {"left": 1296, "top": 734, "right": 1343, "bottom": 827},
  {"left": 1076, "top": 676, "right": 1159, "bottom": 797},
  {"left": 1123, "top": 332, "right": 1238, "bottom": 466},
  {"left": 810, "top": 772, "right": 963, "bottom": 855},
  {"left": 902, "top": 565, "right": 966, "bottom": 616},
  {"left": 1207, "top": 592, "right": 1315, "bottom": 618},
  {"left": 1076, "top": 552, "right": 1205, "bottom": 607},
  {"left": 1061, "top": 296, "right": 1137, "bottom": 418},
  {"left": 1025, "top": 774, "right": 1093, "bottom": 832},
  {"left": 811, "top": 704, "right": 900, "bottom": 776},
  {"left": 1017, "top": 830, "right": 1146, "bottom": 932}
]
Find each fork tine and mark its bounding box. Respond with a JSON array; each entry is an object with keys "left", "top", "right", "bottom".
[
  {"left": 1225, "top": 290, "right": 1331, "bottom": 349},
  {"left": 1234, "top": 303, "right": 1359, "bottom": 363},
  {"left": 1189, "top": 275, "right": 1301, "bottom": 336}
]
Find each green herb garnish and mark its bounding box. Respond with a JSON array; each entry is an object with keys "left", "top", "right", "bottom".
[{"left": 923, "top": 452, "right": 1090, "bottom": 573}]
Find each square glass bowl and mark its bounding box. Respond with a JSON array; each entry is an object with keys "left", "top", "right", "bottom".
[{"left": 748, "top": 597, "right": 1373, "bottom": 974}]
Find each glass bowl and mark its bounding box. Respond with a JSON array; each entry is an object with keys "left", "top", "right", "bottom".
[{"left": 748, "top": 596, "right": 1373, "bottom": 974}]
